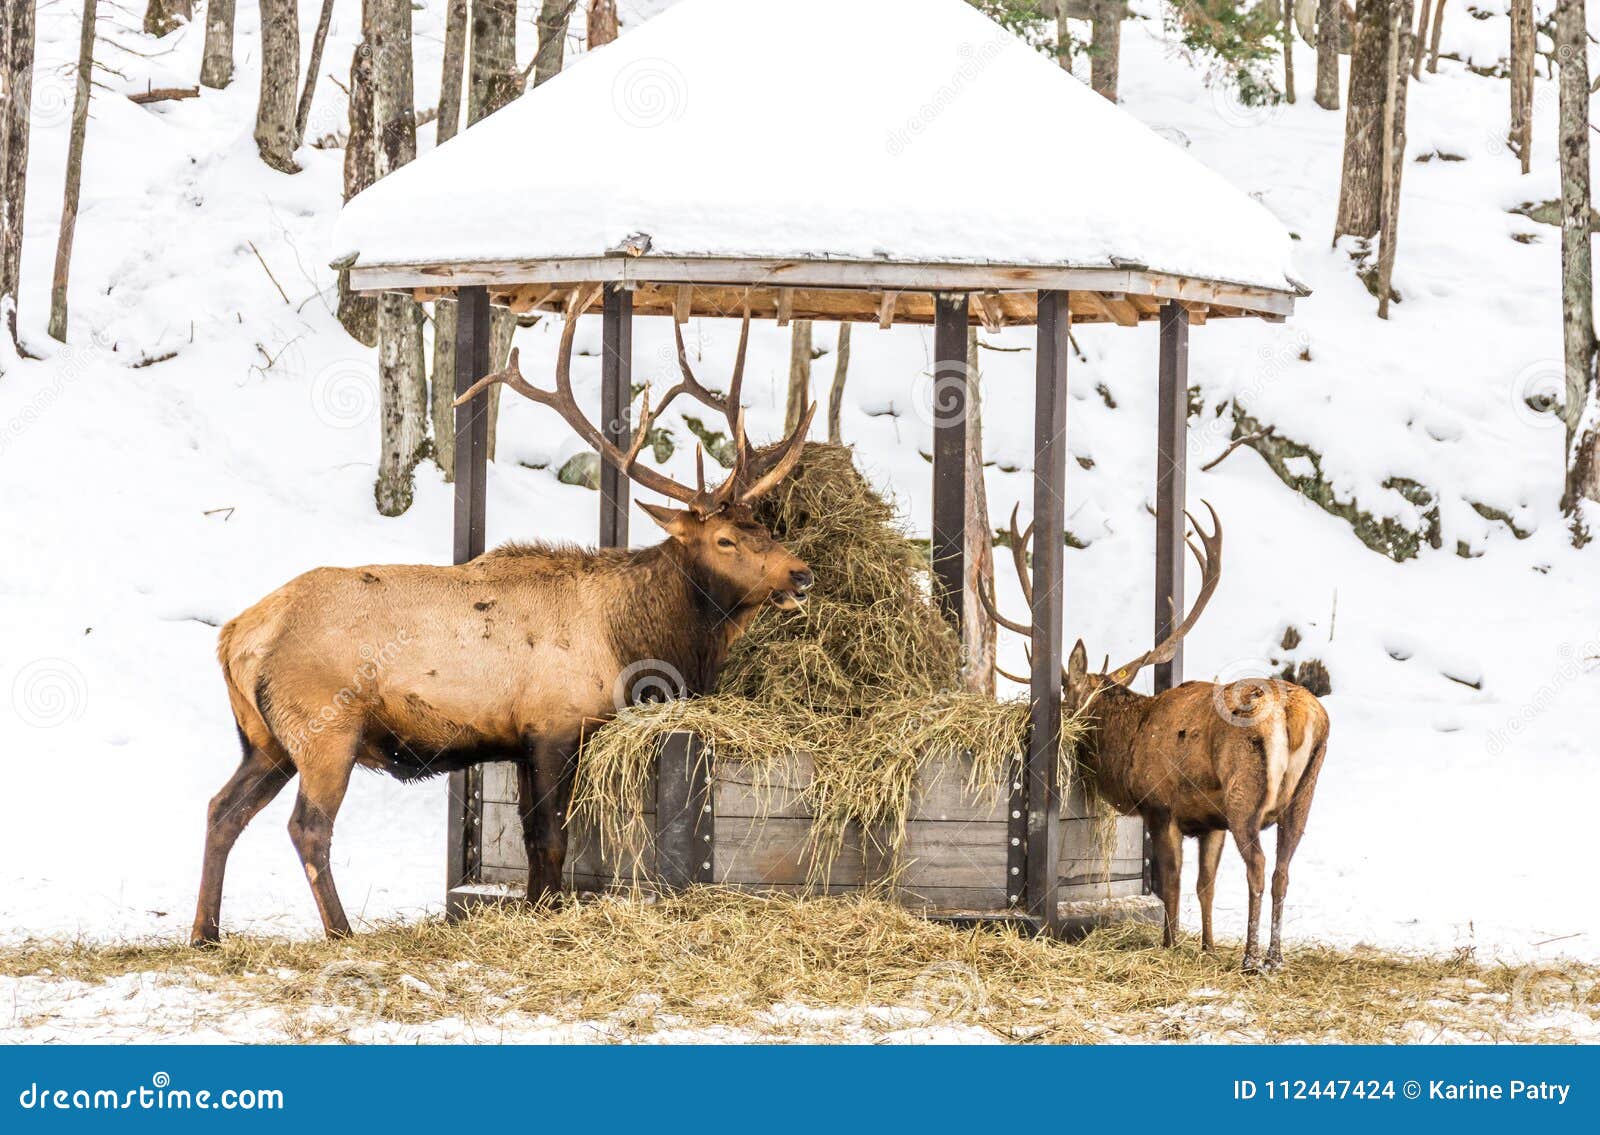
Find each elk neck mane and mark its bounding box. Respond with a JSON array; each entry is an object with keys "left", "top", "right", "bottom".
[
  {"left": 485, "top": 537, "right": 762, "bottom": 696},
  {"left": 1074, "top": 678, "right": 1151, "bottom": 812}
]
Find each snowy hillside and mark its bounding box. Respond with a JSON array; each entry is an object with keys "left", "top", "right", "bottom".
[{"left": 0, "top": 0, "right": 1596, "bottom": 972}]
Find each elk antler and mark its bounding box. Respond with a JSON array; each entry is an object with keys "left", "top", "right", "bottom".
[
  {"left": 455, "top": 287, "right": 813, "bottom": 517},
  {"left": 977, "top": 505, "right": 1035, "bottom": 639},
  {"left": 1106, "top": 502, "right": 1222, "bottom": 685}
]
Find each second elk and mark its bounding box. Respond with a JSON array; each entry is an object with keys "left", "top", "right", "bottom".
[{"left": 984, "top": 504, "right": 1329, "bottom": 971}]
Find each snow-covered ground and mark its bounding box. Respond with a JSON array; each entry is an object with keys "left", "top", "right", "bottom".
[{"left": 1, "top": 0, "right": 1597, "bottom": 998}]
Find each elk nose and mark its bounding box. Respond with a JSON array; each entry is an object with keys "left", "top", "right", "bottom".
[{"left": 791, "top": 569, "right": 814, "bottom": 593}]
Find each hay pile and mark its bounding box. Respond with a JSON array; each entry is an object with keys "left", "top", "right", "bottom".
[{"left": 575, "top": 443, "right": 1073, "bottom": 878}]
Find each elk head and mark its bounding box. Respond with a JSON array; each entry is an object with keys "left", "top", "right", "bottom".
[
  {"left": 456, "top": 285, "right": 816, "bottom": 612},
  {"left": 980, "top": 502, "right": 1223, "bottom": 713}
]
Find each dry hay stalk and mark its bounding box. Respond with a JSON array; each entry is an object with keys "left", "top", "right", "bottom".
[
  {"left": 574, "top": 444, "right": 1081, "bottom": 884},
  {"left": 6, "top": 893, "right": 1594, "bottom": 1043}
]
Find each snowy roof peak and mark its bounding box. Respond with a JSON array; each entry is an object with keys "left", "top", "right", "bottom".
[{"left": 333, "top": 0, "right": 1298, "bottom": 296}]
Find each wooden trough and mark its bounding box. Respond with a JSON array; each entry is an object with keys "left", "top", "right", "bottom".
[{"left": 456, "top": 738, "right": 1147, "bottom": 931}]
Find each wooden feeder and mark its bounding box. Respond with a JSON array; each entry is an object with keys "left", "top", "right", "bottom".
[{"left": 335, "top": 0, "right": 1304, "bottom": 936}]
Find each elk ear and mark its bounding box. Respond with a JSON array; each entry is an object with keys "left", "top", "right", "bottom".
[
  {"left": 1067, "top": 640, "right": 1089, "bottom": 683},
  {"left": 640, "top": 502, "right": 697, "bottom": 542}
]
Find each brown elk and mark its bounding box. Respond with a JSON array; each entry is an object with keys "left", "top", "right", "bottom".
[
  {"left": 192, "top": 288, "right": 815, "bottom": 945},
  {"left": 983, "top": 505, "right": 1329, "bottom": 972}
]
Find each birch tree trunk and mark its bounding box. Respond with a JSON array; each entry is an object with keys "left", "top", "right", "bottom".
[
  {"left": 786, "top": 320, "right": 813, "bottom": 435},
  {"left": 1411, "top": 0, "right": 1431, "bottom": 78},
  {"left": 430, "top": 0, "right": 469, "bottom": 477},
  {"left": 1283, "top": 0, "right": 1297, "bottom": 102},
  {"left": 1509, "top": 0, "right": 1533, "bottom": 175},
  {"left": 1334, "top": 0, "right": 1392, "bottom": 242},
  {"left": 144, "top": 0, "right": 183, "bottom": 37},
  {"left": 588, "top": 0, "right": 618, "bottom": 47},
  {"left": 1375, "top": 0, "right": 1414, "bottom": 319},
  {"left": 827, "top": 322, "right": 851, "bottom": 445},
  {"left": 294, "top": 0, "right": 338, "bottom": 147},
  {"left": 1090, "top": 0, "right": 1122, "bottom": 101},
  {"left": 1556, "top": 0, "right": 1600, "bottom": 516},
  {"left": 962, "top": 327, "right": 996, "bottom": 696},
  {"left": 1315, "top": 0, "right": 1340, "bottom": 108},
  {"left": 50, "top": 0, "right": 96, "bottom": 344},
  {"left": 468, "top": 0, "right": 521, "bottom": 458},
  {"left": 337, "top": 4, "right": 378, "bottom": 345},
  {"left": 1426, "top": 0, "right": 1445, "bottom": 73},
  {"left": 372, "top": 0, "right": 427, "bottom": 516},
  {"left": 534, "top": 0, "right": 576, "bottom": 87},
  {"left": 0, "top": 0, "right": 34, "bottom": 349},
  {"left": 254, "top": 0, "right": 301, "bottom": 173},
  {"left": 200, "top": 0, "right": 235, "bottom": 89}
]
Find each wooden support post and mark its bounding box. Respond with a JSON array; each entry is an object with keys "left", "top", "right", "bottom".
[
  {"left": 654, "top": 732, "right": 713, "bottom": 890},
  {"left": 447, "top": 285, "right": 492, "bottom": 903},
  {"left": 1147, "top": 301, "right": 1189, "bottom": 896},
  {"left": 1026, "top": 290, "right": 1069, "bottom": 934},
  {"left": 931, "top": 292, "right": 968, "bottom": 633},
  {"left": 600, "top": 284, "right": 632, "bottom": 549}
]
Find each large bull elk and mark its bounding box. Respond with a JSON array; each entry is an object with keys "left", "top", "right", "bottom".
[
  {"left": 192, "top": 288, "right": 815, "bottom": 945},
  {"left": 984, "top": 505, "right": 1329, "bottom": 972}
]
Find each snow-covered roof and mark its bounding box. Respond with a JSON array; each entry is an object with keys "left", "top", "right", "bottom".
[{"left": 333, "top": 0, "right": 1300, "bottom": 309}]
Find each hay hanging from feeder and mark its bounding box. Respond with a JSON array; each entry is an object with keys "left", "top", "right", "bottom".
[{"left": 574, "top": 443, "right": 1084, "bottom": 881}]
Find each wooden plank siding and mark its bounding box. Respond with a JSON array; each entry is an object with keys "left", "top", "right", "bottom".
[{"left": 479, "top": 750, "right": 1143, "bottom": 909}]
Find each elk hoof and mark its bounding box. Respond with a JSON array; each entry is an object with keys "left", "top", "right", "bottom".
[
  {"left": 1262, "top": 952, "right": 1284, "bottom": 973},
  {"left": 1240, "top": 954, "right": 1267, "bottom": 975},
  {"left": 189, "top": 932, "right": 221, "bottom": 950}
]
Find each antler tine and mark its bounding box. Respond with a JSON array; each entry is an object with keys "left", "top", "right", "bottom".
[
  {"left": 663, "top": 312, "right": 748, "bottom": 431},
  {"left": 1006, "top": 505, "right": 1035, "bottom": 608},
  {"left": 734, "top": 400, "right": 816, "bottom": 505},
  {"left": 456, "top": 283, "right": 709, "bottom": 511},
  {"left": 1108, "top": 500, "right": 1224, "bottom": 682},
  {"left": 978, "top": 576, "right": 1032, "bottom": 638}
]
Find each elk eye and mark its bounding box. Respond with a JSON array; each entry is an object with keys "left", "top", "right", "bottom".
[{"left": 716, "top": 537, "right": 736, "bottom": 549}]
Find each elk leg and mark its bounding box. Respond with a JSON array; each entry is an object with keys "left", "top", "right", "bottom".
[
  {"left": 1230, "top": 820, "right": 1267, "bottom": 973},
  {"left": 1149, "top": 813, "right": 1184, "bottom": 947},
  {"left": 286, "top": 735, "right": 357, "bottom": 939},
  {"left": 1265, "top": 739, "right": 1328, "bottom": 970},
  {"left": 519, "top": 737, "right": 576, "bottom": 904},
  {"left": 1195, "top": 828, "right": 1226, "bottom": 953},
  {"left": 190, "top": 741, "right": 294, "bottom": 946}
]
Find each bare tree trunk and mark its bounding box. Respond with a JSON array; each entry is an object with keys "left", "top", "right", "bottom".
[
  {"left": 1090, "top": 0, "right": 1121, "bottom": 101},
  {"left": 49, "top": 0, "right": 96, "bottom": 344},
  {"left": 372, "top": 0, "right": 427, "bottom": 516},
  {"left": 786, "top": 320, "right": 813, "bottom": 435},
  {"left": 1334, "top": 0, "right": 1392, "bottom": 242},
  {"left": 254, "top": 0, "right": 301, "bottom": 173},
  {"left": 534, "top": 0, "right": 577, "bottom": 87},
  {"left": 1426, "top": 0, "right": 1445, "bottom": 73},
  {"left": 337, "top": 4, "right": 378, "bottom": 345},
  {"left": 438, "top": 0, "right": 467, "bottom": 144},
  {"left": 1509, "top": 0, "right": 1533, "bottom": 175},
  {"left": 588, "top": 0, "right": 618, "bottom": 47},
  {"left": 200, "top": 0, "right": 235, "bottom": 89},
  {"left": 1411, "top": 0, "right": 1431, "bottom": 78},
  {"left": 144, "top": 0, "right": 182, "bottom": 36},
  {"left": 1375, "top": 0, "right": 1414, "bottom": 319},
  {"left": 0, "top": 0, "right": 34, "bottom": 349},
  {"left": 962, "top": 327, "right": 996, "bottom": 696},
  {"left": 1283, "top": 0, "right": 1297, "bottom": 102},
  {"left": 1056, "top": 2, "right": 1072, "bottom": 71},
  {"left": 1315, "top": 0, "right": 1340, "bottom": 108},
  {"left": 294, "top": 0, "right": 337, "bottom": 148},
  {"left": 1557, "top": 0, "right": 1600, "bottom": 516},
  {"left": 827, "top": 322, "right": 851, "bottom": 445},
  {"left": 467, "top": 0, "right": 521, "bottom": 457}
]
